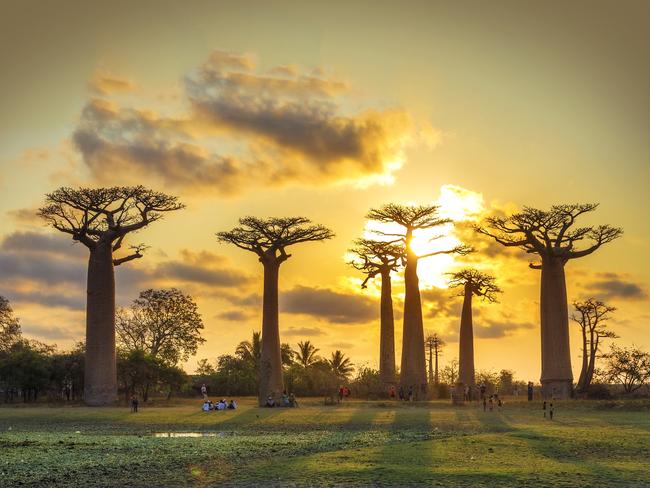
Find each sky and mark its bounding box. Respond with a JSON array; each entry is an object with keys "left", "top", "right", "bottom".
[{"left": 1, "top": 0, "right": 649, "bottom": 381}]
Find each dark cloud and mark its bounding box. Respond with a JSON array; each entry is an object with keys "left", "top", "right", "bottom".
[
  {"left": 74, "top": 50, "right": 412, "bottom": 194},
  {"left": 474, "top": 319, "right": 535, "bottom": 339},
  {"left": 7, "top": 290, "right": 85, "bottom": 311},
  {"left": 284, "top": 326, "right": 324, "bottom": 337},
  {"left": 585, "top": 273, "right": 647, "bottom": 301},
  {"left": 1, "top": 231, "right": 85, "bottom": 259},
  {"left": 280, "top": 285, "right": 376, "bottom": 324},
  {"left": 217, "top": 310, "right": 254, "bottom": 322},
  {"left": 22, "top": 323, "right": 83, "bottom": 341},
  {"left": 421, "top": 287, "right": 462, "bottom": 319}
]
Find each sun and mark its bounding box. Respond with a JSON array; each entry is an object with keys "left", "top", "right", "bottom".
[{"left": 364, "top": 184, "right": 485, "bottom": 288}]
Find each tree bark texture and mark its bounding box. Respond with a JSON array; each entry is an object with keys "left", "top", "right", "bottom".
[
  {"left": 259, "top": 261, "right": 284, "bottom": 405},
  {"left": 84, "top": 241, "right": 117, "bottom": 405},
  {"left": 379, "top": 270, "right": 396, "bottom": 385},
  {"left": 540, "top": 257, "right": 573, "bottom": 399},
  {"left": 458, "top": 284, "right": 475, "bottom": 387}
]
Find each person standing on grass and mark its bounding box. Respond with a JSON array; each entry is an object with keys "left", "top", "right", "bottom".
[
  {"left": 527, "top": 382, "right": 533, "bottom": 401},
  {"left": 543, "top": 400, "right": 547, "bottom": 418},
  {"left": 549, "top": 403, "right": 554, "bottom": 420},
  {"left": 201, "top": 383, "right": 208, "bottom": 401},
  {"left": 408, "top": 385, "right": 414, "bottom": 402},
  {"left": 130, "top": 394, "right": 139, "bottom": 413},
  {"left": 399, "top": 386, "right": 405, "bottom": 401}
]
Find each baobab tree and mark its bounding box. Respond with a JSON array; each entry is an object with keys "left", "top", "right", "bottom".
[
  {"left": 476, "top": 203, "right": 622, "bottom": 398},
  {"left": 38, "top": 186, "right": 184, "bottom": 405},
  {"left": 571, "top": 298, "right": 617, "bottom": 393},
  {"left": 348, "top": 238, "right": 403, "bottom": 385},
  {"left": 424, "top": 332, "right": 444, "bottom": 386},
  {"left": 366, "top": 204, "right": 470, "bottom": 396},
  {"left": 217, "top": 217, "right": 334, "bottom": 405},
  {"left": 447, "top": 269, "right": 501, "bottom": 391}
]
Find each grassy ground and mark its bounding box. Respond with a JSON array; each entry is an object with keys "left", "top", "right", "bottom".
[{"left": 1, "top": 398, "right": 649, "bottom": 487}]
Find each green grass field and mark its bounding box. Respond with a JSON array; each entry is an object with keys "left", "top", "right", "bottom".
[{"left": 1, "top": 398, "right": 649, "bottom": 487}]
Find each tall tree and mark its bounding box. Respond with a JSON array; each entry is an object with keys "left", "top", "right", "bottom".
[
  {"left": 447, "top": 269, "right": 501, "bottom": 388},
  {"left": 424, "top": 332, "right": 445, "bottom": 386},
  {"left": 348, "top": 238, "right": 403, "bottom": 385},
  {"left": 366, "top": 204, "right": 470, "bottom": 396},
  {"left": 39, "top": 186, "right": 183, "bottom": 405},
  {"left": 476, "top": 203, "right": 622, "bottom": 399},
  {"left": 0, "top": 296, "right": 21, "bottom": 353},
  {"left": 328, "top": 350, "right": 354, "bottom": 380},
  {"left": 235, "top": 331, "right": 262, "bottom": 370},
  {"left": 294, "top": 340, "right": 321, "bottom": 368},
  {"left": 217, "top": 217, "right": 334, "bottom": 405},
  {"left": 571, "top": 299, "right": 617, "bottom": 392},
  {"left": 116, "top": 288, "right": 205, "bottom": 366}
]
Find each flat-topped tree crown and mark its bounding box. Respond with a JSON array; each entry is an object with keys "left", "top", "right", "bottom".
[
  {"left": 476, "top": 203, "right": 623, "bottom": 268},
  {"left": 38, "top": 186, "right": 184, "bottom": 264},
  {"left": 216, "top": 216, "right": 334, "bottom": 265},
  {"left": 447, "top": 269, "right": 502, "bottom": 303},
  {"left": 348, "top": 238, "right": 404, "bottom": 288}
]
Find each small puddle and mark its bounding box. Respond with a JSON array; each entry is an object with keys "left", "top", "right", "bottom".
[{"left": 154, "top": 432, "right": 229, "bottom": 438}]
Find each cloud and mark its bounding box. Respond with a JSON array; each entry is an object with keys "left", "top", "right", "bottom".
[
  {"left": 284, "top": 326, "right": 324, "bottom": 337},
  {"left": 217, "top": 310, "right": 254, "bottom": 322},
  {"left": 583, "top": 273, "right": 647, "bottom": 301},
  {"left": 7, "top": 208, "right": 42, "bottom": 225},
  {"left": 7, "top": 290, "right": 86, "bottom": 311},
  {"left": 73, "top": 50, "right": 415, "bottom": 194},
  {"left": 474, "top": 318, "right": 535, "bottom": 339},
  {"left": 280, "top": 285, "right": 377, "bottom": 324},
  {"left": 88, "top": 70, "right": 137, "bottom": 95},
  {"left": 421, "top": 287, "right": 462, "bottom": 319}
]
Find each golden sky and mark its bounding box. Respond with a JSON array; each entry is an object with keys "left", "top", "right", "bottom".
[{"left": 1, "top": 0, "right": 648, "bottom": 381}]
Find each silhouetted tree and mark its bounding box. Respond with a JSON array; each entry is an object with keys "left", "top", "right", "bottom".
[
  {"left": 0, "top": 296, "right": 21, "bottom": 353},
  {"left": 602, "top": 345, "right": 650, "bottom": 393},
  {"left": 476, "top": 203, "right": 622, "bottom": 398},
  {"left": 328, "top": 350, "right": 354, "bottom": 380},
  {"left": 424, "top": 332, "right": 445, "bottom": 386},
  {"left": 217, "top": 217, "right": 334, "bottom": 405},
  {"left": 349, "top": 238, "right": 403, "bottom": 385},
  {"left": 116, "top": 288, "right": 205, "bottom": 366},
  {"left": 294, "top": 340, "right": 321, "bottom": 368},
  {"left": 366, "top": 204, "right": 470, "bottom": 396},
  {"left": 447, "top": 269, "right": 501, "bottom": 388},
  {"left": 39, "top": 186, "right": 183, "bottom": 405},
  {"left": 571, "top": 299, "right": 617, "bottom": 392},
  {"left": 441, "top": 358, "right": 459, "bottom": 385}
]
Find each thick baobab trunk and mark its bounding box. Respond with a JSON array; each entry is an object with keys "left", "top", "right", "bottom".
[
  {"left": 259, "top": 261, "right": 284, "bottom": 406},
  {"left": 379, "top": 270, "right": 396, "bottom": 385},
  {"left": 458, "top": 285, "right": 475, "bottom": 389},
  {"left": 539, "top": 257, "right": 573, "bottom": 399},
  {"left": 85, "top": 241, "right": 117, "bottom": 405},
  {"left": 399, "top": 247, "right": 427, "bottom": 397}
]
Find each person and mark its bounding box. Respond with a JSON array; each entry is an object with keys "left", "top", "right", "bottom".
[
  {"left": 408, "top": 385, "right": 414, "bottom": 402},
  {"left": 202, "top": 400, "right": 211, "bottom": 412},
  {"left": 201, "top": 383, "right": 208, "bottom": 401},
  {"left": 482, "top": 396, "right": 487, "bottom": 412},
  {"left": 389, "top": 385, "right": 396, "bottom": 399},
  {"left": 217, "top": 399, "right": 227, "bottom": 410},
  {"left": 480, "top": 383, "right": 486, "bottom": 400},
  {"left": 542, "top": 400, "right": 547, "bottom": 418},
  {"left": 398, "top": 386, "right": 405, "bottom": 401},
  {"left": 527, "top": 382, "right": 534, "bottom": 401},
  {"left": 228, "top": 400, "right": 237, "bottom": 410},
  {"left": 496, "top": 394, "right": 502, "bottom": 409},
  {"left": 130, "top": 394, "right": 139, "bottom": 413},
  {"left": 282, "top": 391, "right": 290, "bottom": 407},
  {"left": 549, "top": 402, "right": 554, "bottom": 420},
  {"left": 344, "top": 387, "right": 351, "bottom": 398},
  {"left": 514, "top": 386, "right": 519, "bottom": 397},
  {"left": 265, "top": 395, "right": 275, "bottom": 408},
  {"left": 464, "top": 385, "right": 470, "bottom": 402},
  {"left": 338, "top": 386, "right": 344, "bottom": 403},
  {"left": 488, "top": 395, "right": 494, "bottom": 411},
  {"left": 289, "top": 392, "right": 298, "bottom": 407}
]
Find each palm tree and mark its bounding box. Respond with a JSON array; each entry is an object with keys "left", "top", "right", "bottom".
[
  {"left": 236, "top": 331, "right": 261, "bottom": 370},
  {"left": 328, "top": 350, "right": 354, "bottom": 379},
  {"left": 294, "top": 341, "right": 321, "bottom": 368},
  {"left": 281, "top": 343, "right": 295, "bottom": 367}
]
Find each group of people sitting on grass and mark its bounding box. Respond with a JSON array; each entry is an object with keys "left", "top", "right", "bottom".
[
  {"left": 202, "top": 398, "right": 237, "bottom": 411},
  {"left": 265, "top": 390, "right": 298, "bottom": 408}
]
